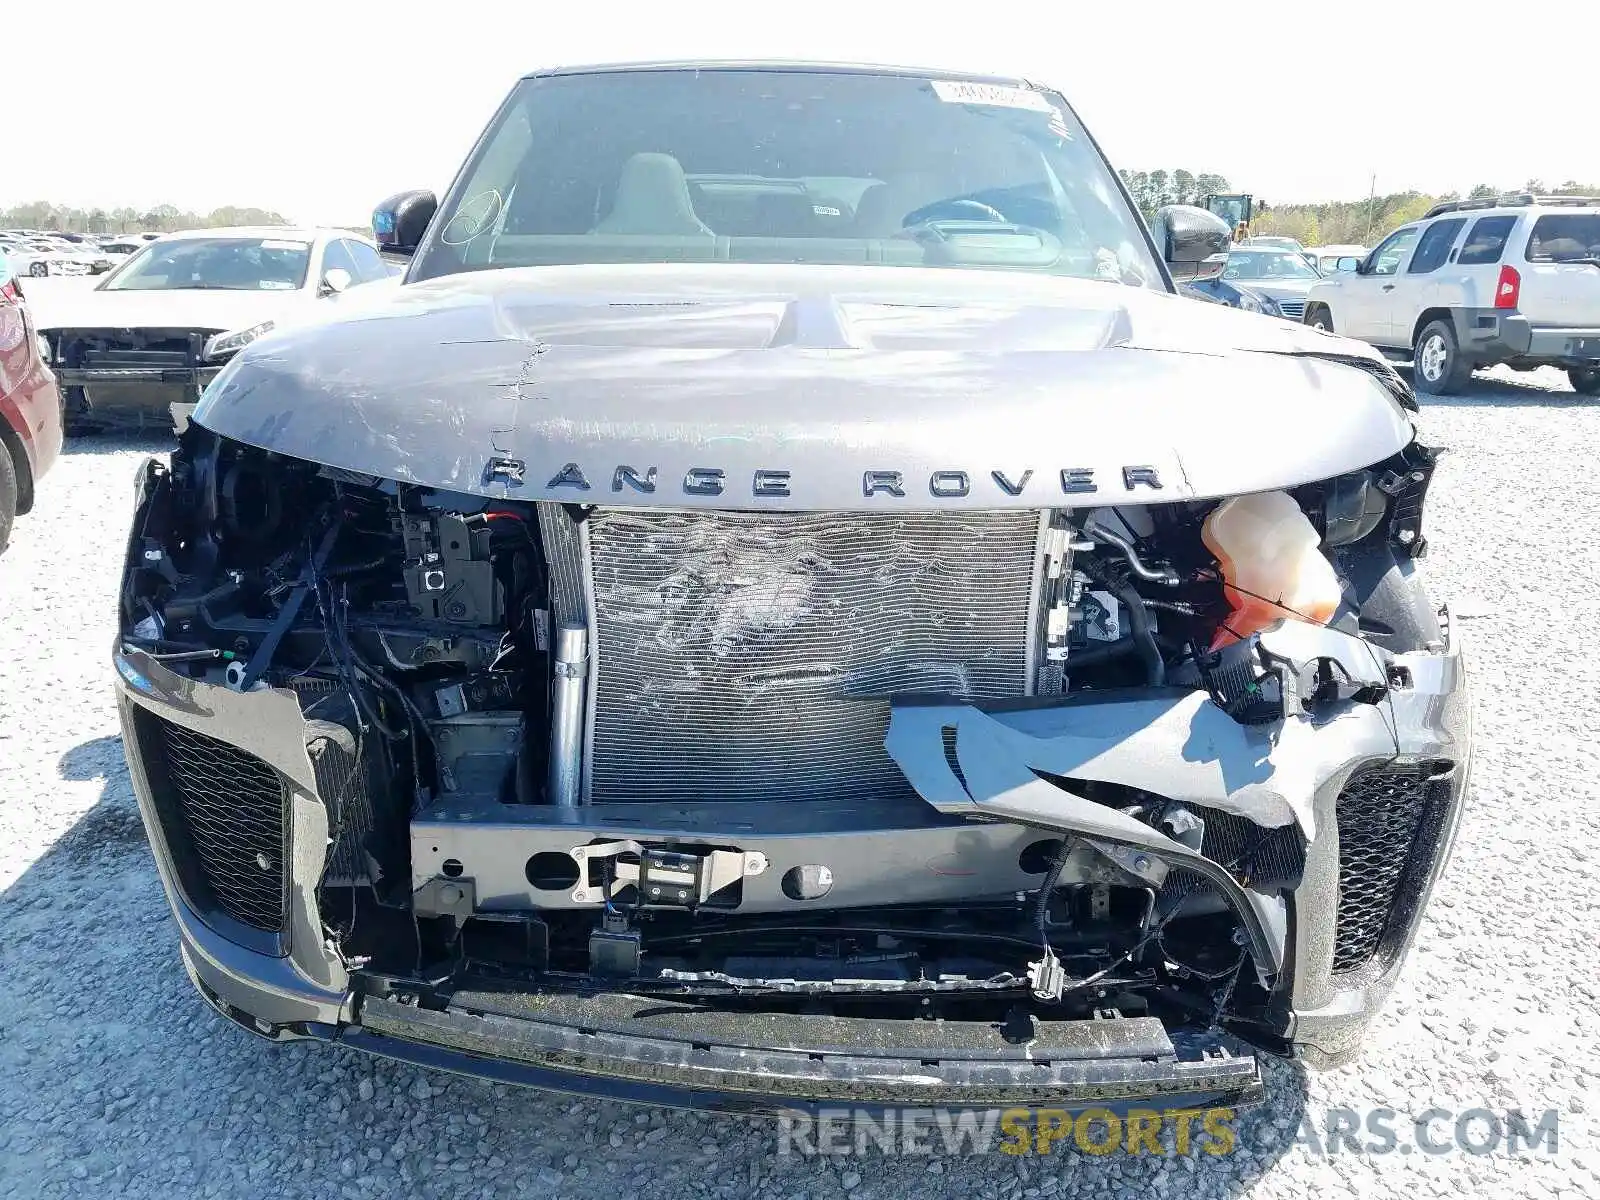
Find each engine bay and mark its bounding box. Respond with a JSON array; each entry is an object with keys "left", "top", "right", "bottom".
[{"left": 119, "top": 426, "right": 1441, "bottom": 1045}]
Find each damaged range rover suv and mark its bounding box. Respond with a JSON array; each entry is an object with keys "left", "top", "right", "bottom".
[{"left": 115, "top": 62, "right": 1470, "bottom": 1113}]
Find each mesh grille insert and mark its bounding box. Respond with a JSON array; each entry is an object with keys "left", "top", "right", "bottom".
[
  {"left": 1333, "top": 765, "right": 1441, "bottom": 972},
  {"left": 583, "top": 508, "right": 1043, "bottom": 804},
  {"left": 1162, "top": 805, "right": 1305, "bottom": 902},
  {"left": 141, "top": 714, "right": 288, "bottom": 933}
]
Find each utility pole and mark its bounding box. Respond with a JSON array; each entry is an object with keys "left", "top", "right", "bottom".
[{"left": 1363, "top": 174, "right": 1378, "bottom": 242}]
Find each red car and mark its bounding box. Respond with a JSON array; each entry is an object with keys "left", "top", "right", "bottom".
[{"left": 0, "top": 254, "right": 64, "bottom": 551}]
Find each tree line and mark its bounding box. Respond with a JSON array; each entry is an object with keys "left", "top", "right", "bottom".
[
  {"left": 1121, "top": 171, "right": 1600, "bottom": 247},
  {"left": 0, "top": 201, "right": 290, "bottom": 235}
]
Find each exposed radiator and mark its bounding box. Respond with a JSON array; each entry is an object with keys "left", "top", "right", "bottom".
[{"left": 573, "top": 507, "right": 1047, "bottom": 805}]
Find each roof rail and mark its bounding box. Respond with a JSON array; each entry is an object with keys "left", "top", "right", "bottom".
[{"left": 1423, "top": 193, "right": 1600, "bottom": 219}]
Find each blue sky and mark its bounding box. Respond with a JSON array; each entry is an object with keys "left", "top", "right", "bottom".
[{"left": 9, "top": 0, "right": 1596, "bottom": 222}]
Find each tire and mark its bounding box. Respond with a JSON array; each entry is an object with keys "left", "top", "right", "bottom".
[
  {"left": 0, "top": 441, "right": 17, "bottom": 555},
  {"left": 1412, "top": 319, "right": 1473, "bottom": 395},
  {"left": 1569, "top": 367, "right": 1600, "bottom": 396},
  {"left": 28, "top": 261, "right": 48, "bottom": 278},
  {"left": 1306, "top": 305, "right": 1334, "bottom": 333}
]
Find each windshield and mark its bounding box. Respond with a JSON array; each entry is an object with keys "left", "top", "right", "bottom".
[
  {"left": 101, "top": 237, "right": 312, "bottom": 291},
  {"left": 1222, "top": 250, "right": 1320, "bottom": 281},
  {"left": 410, "top": 69, "right": 1161, "bottom": 288}
]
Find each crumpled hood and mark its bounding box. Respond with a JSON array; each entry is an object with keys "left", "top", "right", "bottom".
[
  {"left": 194, "top": 262, "right": 1414, "bottom": 509},
  {"left": 32, "top": 286, "right": 308, "bottom": 335}
]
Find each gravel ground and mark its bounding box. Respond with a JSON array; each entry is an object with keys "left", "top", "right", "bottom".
[{"left": 1, "top": 367, "right": 1597, "bottom": 1199}]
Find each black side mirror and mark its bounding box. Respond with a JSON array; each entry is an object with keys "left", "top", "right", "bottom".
[
  {"left": 373, "top": 189, "right": 438, "bottom": 257},
  {"left": 1150, "top": 204, "right": 1232, "bottom": 283}
]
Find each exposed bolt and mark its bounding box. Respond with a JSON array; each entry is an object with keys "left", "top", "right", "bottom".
[
  {"left": 677, "top": 889, "right": 688, "bottom": 900},
  {"left": 439, "top": 884, "right": 462, "bottom": 906},
  {"left": 1133, "top": 854, "right": 1151, "bottom": 872},
  {"left": 649, "top": 886, "right": 661, "bottom": 897}
]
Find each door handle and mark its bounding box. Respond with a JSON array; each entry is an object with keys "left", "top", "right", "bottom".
[{"left": 1382, "top": 284, "right": 1395, "bottom": 291}]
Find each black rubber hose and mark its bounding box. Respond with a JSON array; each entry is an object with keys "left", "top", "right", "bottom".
[
  {"left": 1080, "top": 557, "right": 1165, "bottom": 686},
  {"left": 1057, "top": 639, "right": 1138, "bottom": 670}
]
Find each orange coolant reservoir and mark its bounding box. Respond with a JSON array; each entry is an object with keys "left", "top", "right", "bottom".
[{"left": 1202, "top": 491, "right": 1342, "bottom": 648}]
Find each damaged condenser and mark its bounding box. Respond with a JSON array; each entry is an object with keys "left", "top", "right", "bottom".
[{"left": 117, "top": 426, "right": 1463, "bottom": 1070}]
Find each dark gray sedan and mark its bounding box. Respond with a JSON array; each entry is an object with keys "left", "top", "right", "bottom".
[{"left": 1219, "top": 247, "right": 1325, "bottom": 321}]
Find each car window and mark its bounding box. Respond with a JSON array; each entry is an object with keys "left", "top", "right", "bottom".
[
  {"left": 320, "top": 238, "right": 358, "bottom": 283},
  {"left": 411, "top": 69, "right": 1163, "bottom": 289},
  {"left": 1458, "top": 216, "right": 1518, "bottom": 265},
  {"left": 343, "top": 239, "right": 388, "bottom": 283},
  {"left": 101, "top": 237, "right": 312, "bottom": 291},
  {"left": 1407, "top": 217, "right": 1466, "bottom": 274},
  {"left": 1220, "top": 249, "right": 1319, "bottom": 281},
  {"left": 1368, "top": 227, "right": 1419, "bottom": 277},
  {"left": 1525, "top": 213, "right": 1600, "bottom": 263}
]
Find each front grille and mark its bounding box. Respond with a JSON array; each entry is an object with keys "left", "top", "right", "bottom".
[
  {"left": 136, "top": 712, "right": 288, "bottom": 933},
  {"left": 1275, "top": 299, "right": 1306, "bottom": 320},
  {"left": 1332, "top": 763, "right": 1449, "bottom": 972},
  {"left": 581, "top": 508, "right": 1045, "bottom": 804}
]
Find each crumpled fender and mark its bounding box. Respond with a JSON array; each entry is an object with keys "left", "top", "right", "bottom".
[{"left": 886, "top": 688, "right": 1396, "bottom": 841}]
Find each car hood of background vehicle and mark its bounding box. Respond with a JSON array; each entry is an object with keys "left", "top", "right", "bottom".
[
  {"left": 31, "top": 286, "right": 303, "bottom": 334},
  {"left": 193, "top": 262, "right": 1414, "bottom": 510},
  {"left": 1235, "top": 278, "right": 1319, "bottom": 302}
]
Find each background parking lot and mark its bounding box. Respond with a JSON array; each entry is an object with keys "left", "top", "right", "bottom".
[{"left": 1, "top": 369, "right": 1597, "bottom": 1198}]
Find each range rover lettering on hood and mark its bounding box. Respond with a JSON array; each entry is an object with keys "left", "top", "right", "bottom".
[
  {"left": 539, "top": 462, "right": 1161, "bottom": 498},
  {"left": 192, "top": 263, "right": 1418, "bottom": 509}
]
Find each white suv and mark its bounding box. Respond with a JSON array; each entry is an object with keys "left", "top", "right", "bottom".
[{"left": 1303, "top": 195, "right": 1600, "bottom": 396}]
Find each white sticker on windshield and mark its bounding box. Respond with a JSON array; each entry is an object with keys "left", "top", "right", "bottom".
[
  {"left": 259, "top": 279, "right": 295, "bottom": 290},
  {"left": 931, "top": 80, "right": 1055, "bottom": 113},
  {"left": 261, "top": 240, "right": 309, "bottom": 251}
]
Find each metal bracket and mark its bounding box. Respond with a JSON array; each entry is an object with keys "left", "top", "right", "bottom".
[
  {"left": 413, "top": 875, "right": 476, "bottom": 927},
  {"left": 569, "top": 841, "right": 768, "bottom": 907},
  {"left": 1086, "top": 839, "right": 1169, "bottom": 888}
]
